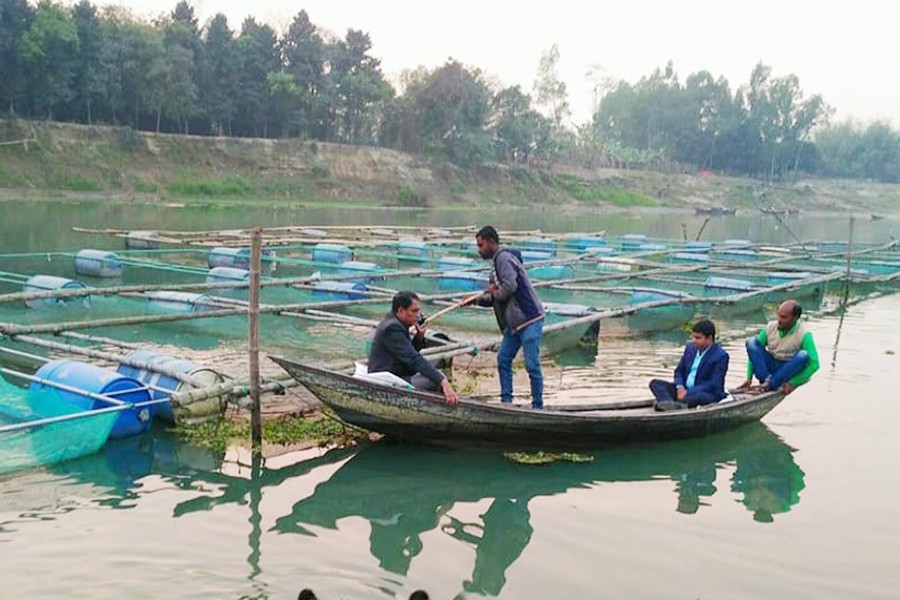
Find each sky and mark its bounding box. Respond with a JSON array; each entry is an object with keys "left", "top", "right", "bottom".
[{"left": 92, "top": 0, "right": 900, "bottom": 127}]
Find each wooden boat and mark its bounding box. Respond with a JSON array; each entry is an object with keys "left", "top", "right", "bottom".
[
  {"left": 695, "top": 206, "right": 737, "bottom": 216},
  {"left": 271, "top": 357, "right": 786, "bottom": 449}
]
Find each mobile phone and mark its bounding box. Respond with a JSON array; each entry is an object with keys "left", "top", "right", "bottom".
[{"left": 417, "top": 313, "right": 426, "bottom": 326}]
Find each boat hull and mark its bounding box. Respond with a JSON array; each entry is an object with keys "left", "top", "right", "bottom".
[{"left": 271, "top": 357, "right": 786, "bottom": 449}]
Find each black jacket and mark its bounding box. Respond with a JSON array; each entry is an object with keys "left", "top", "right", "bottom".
[{"left": 368, "top": 312, "right": 444, "bottom": 385}]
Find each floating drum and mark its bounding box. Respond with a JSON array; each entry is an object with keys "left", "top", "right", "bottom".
[
  {"left": 586, "top": 246, "right": 616, "bottom": 256},
  {"left": 722, "top": 239, "right": 752, "bottom": 248},
  {"left": 207, "top": 247, "right": 276, "bottom": 271},
  {"left": 673, "top": 252, "right": 709, "bottom": 263},
  {"left": 146, "top": 291, "right": 216, "bottom": 312},
  {"left": 125, "top": 230, "right": 161, "bottom": 250},
  {"left": 705, "top": 276, "right": 754, "bottom": 292},
  {"left": 620, "top": 234, "right": 649, "bottom": 251},
  {"left": 338, "top": 261, "right": 382, "bottom": 284},
  {"left": 312, "top": 243, "right": 352, "bottom": 264},
  {"left": 23, "top": 275, "right": 90, "bottom": 309},
  {"left": 566, "top": 236, "right": 606, "bottom": 253},
  {"left": 523, "top": 237, "right": 557, "bottom": 255},
  {"left": 116, "top": 350, "right": 225, "bottom": 424},
  {"left": 717, "top": 248, "right": 758, "bottom": 260},
  {"left": 638, "top": 243, "right": 667, "bottom": 252},
  {"left": 528, "top": 264, "right": 574, "bottom": 280},
  {"left": 397, "top": 241, "right": 429, "bottom": 260},
  {"left": 74, "top": 249, "right": 123, "bottom": 278},
  {"left": 438, "top": 271, "right": 489, "bottom": 292},
  {"left": 437, "top": 256, "right": 476, "bottom": 270},
  {"left": 312, "top": 281, "right": 368, "bottom": 301},
  {"left": 206, "top": 267, "right": 250, "bottom": 283},
  {"left": 766, "top": 272, "right": 813, "bottom": 286},
  {"left": 29, "top": 360, "right": 153, "bottom": 439},
  {"left": 684, "top": 241, "right": 712, "bottom": 252},
  {"left": 520, "top": 250, "right": 554, "bottom": 263},
  {"left": 543, "top": 302, "right": 595, "bottom": 317}
]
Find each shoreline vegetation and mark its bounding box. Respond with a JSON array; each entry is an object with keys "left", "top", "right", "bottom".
[{"left": 1, "top": 120, "right": 899, "bottom": 214}]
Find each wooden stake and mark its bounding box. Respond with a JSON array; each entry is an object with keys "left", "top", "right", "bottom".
[{"left": 249, "top": 227, "right": 262, "bottom": 451}]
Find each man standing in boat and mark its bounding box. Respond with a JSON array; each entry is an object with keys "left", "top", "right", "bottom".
[
  {"left": 649, "top": 319, "right": 730, "bottom": 411},
  {"left": 369, "top": 291, "right": 459, "bottom": 405},
  {"left": 737, "top": 299, "right": 819, "bottom": 395},
  {"left": 466, "top": 226, "right": 545, "bottom": 409}
]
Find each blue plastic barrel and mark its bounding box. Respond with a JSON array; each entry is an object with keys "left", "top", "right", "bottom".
[
  {"left": 673, "top": 252, "right": 709, "bottom": 263},
  {"left": 438, "top": 271, "right": 489, "bottom": 292},
  {"left": 125, "top": 230, "right": 160, "bottom": 250},
  {"left": 543, "top": 302, "right": 595, "bottom": 317},
  {"left": 74, "top": 249, "right": 123, "bottom": 278},
  {"left": 338, "top": 261, "right": 382, "bottom": 284},
  {"left": 207, "top": 247, "right": 276, "bottom": 271},
  {"left": 206, "top": 267, "right": 250, "bottom": 283},
  {"left": 620, "top": 234, "right": 649, "bottom": 251},
  {"left": 722, "top": 239, "right": 752, "bottom": 248},
  {"left": 312, "top": 281, "right": 368, "bottom": 301},
  {"left": 146, "top": 291, "right": 216, "bottom": 312},
  {"left": 766, "top": 272, "right": 813, "bottom": 286},
  {"left": 528, "top": 264, "right": 575, "bottom": 280},
  {"left": 520, "top": 250, "right": 554, "bottom": 262},
  {"left": 116, "top": 350, "right": 224, "bottom": 424},
  {"left": 312, "top": 243, "right": 352, "bottom": 264},
  {"left": 397, "top": 241, "right": 429, "bottom": 260},
  {"left": 586, "top": 246, "right": 616, "bottom": 256},
  {"left": 684, "top": 241, "right": 712, "bottom": 252},
  {"left": 523, "top": 237, "right": 557, "bottom": 255},
  {"left": 23, "top": 275, "right": 90, "bottom": 309},
  {"left": 437, "top": 256, "right": 476, "bottom": 270},
  {"left": 705, "top": 276, "right": 754, "bottom": 292},
  {"left": 717, "top": 248, "right": 758, "bottom": 260},
  {"left": 29, "top": 360, "right": 153, "bottom": 439},
  {"left": 639, "top": 243, "right": 667, "bottom": 252},
  {"left": 566, "top": 236, "right": 606, "bottom": 253}
]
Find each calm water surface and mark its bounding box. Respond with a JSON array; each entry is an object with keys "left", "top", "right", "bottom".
[{"left": 1, "top": 202, "right": 899, "bottom": 598}]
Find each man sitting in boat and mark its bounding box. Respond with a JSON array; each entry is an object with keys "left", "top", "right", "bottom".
[
  {"left": 465, "top": 225, "right": 545, "bottom": 410},
  {"left": 737, "top": 299, "right": 819, "bottom": 395},
  {"left": 368, "top": 291, "right": 459, "bottom": 405},
  {"left": 649, "top": 319, "right": 730, "bottom": 411}
]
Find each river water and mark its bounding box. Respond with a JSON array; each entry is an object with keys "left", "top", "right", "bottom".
[{"left": 0, "top": 201, "right": 898, "bottom": 599}]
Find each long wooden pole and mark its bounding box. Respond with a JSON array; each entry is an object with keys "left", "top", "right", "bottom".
[
  {"left": 249, "top": 227, "right": 262, "bottom": 451},
  {"left": 423, "top": 291, "right": 483, "bottom": 326}
]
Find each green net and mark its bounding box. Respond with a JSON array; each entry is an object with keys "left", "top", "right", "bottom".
[{"left": 0, "top": 377, "right": 119, "bottom": 475}]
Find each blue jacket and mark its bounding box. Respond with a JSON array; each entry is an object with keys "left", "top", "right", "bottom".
[{"left": 673, "top": 342, "right": 729, "bottom": 401}]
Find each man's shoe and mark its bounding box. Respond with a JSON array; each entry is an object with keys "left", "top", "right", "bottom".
[{"left": 531, "top": 404, "right": 543, "bottom": 410}]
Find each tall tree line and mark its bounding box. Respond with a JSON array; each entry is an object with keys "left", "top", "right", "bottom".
[{"left": 2, "top": 0, "right": 899, "bottom": 182}]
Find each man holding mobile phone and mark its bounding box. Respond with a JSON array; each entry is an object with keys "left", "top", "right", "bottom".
[{"left": 368, "top": 291, "right": 459, "bottom": 405}]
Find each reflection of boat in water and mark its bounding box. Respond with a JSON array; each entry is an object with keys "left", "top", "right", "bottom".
[{"left": 275, "top": 423, "right": 804, "bottom": 596}]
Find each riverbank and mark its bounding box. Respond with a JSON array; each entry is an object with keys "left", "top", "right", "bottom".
[{"left": 3, "top": 119, "right": 899, "bottom": 214}]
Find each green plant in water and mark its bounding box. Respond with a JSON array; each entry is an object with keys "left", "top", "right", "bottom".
[
  {"left": 504, "top": 451, "right": 595, "bottom": 465},
  {"left": 176, "top": 410, "right": 366, "bottom": 451}
]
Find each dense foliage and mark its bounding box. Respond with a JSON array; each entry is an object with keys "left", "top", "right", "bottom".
[{"left": 2, "top": 1, "right": 898, "bottom": 182}]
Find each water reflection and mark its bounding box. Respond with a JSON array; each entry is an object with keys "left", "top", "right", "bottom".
[
  {"left": 276, "top": 423, "right": 804, "bottom": 596},
  {"left": 0, "top": 423, "right": 804, "bottom": 598}
]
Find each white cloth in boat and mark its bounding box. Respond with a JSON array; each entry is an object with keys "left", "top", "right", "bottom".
[{"left": 352, "top": 362, "right": 414, "bottom": 390}]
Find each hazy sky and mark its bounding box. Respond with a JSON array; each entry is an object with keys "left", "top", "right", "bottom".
[{"left": 93, "top": 0, "right": 899, "bottom": 127}]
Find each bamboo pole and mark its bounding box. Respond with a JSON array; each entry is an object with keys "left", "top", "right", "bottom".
[{"left": 249, "top": 228, "right": 263, "bottom": 450}]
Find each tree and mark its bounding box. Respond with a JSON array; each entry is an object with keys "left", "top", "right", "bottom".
[
  {"left": 234, "top": 17, "right": 281, "bottom": 137},
  {"left": 327, "top": 29, "right": 392, "bottom": 144},
  {"left": 200, "top": 13, "right": 240, "bottom": 135},
  {"left": 490, "top": 86, "right": 551, "bottom": 163},
  {"left": 71, "top": 0, "right": 103, "bottom": 123},
  {"left": 20, "top": 0, "right": 79, "bottom": 119},
  {"left": 281, "top": 10, "right": 326, "bottom": 139},
  {"left": 0, "top": 0, "right": 34, "bottom": 114},
  {"left": 533, "top": 44, "right": 570, "bottom": 131}
]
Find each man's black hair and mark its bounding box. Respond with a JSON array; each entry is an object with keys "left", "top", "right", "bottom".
[
  {"left": 792, "top": 303, "right": 803, "bottom": 318},
  {"left": 475, "top": 225, "right": 499, "bottom": 244},
  {"left": 693, "top": 319, "right": 716, "bottom": 340},
  {"left": 392, "top": 291, "right": 419, "bottom": 314}
]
